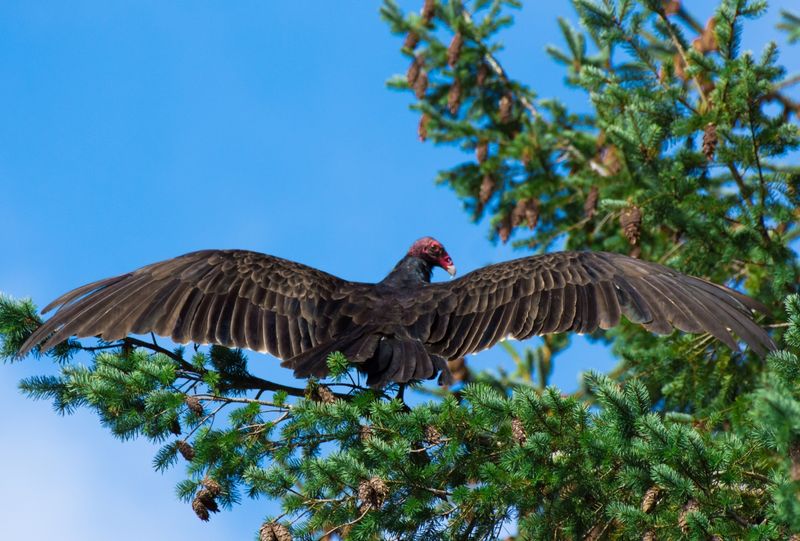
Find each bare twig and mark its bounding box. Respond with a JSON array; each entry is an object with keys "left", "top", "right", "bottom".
[
  {"left": 192, "top": 394, "right": 287, "bottom": 407},
  {"left": 321, "top": 506, "right": 370, "bottom": 538},
  {"left": 120, "top": 336, "right": 353, "bottom": 400}
]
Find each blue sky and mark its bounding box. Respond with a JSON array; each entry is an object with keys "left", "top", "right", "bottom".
[{"left": 1, "top": 1, "right": 796, "bottom": 539}]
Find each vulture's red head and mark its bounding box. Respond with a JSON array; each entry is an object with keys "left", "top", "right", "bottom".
[{"left": 408, "top": 237, "right": 456, "bottom": 277}]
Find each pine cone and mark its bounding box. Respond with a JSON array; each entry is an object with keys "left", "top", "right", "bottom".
[
  {"left": 558, "top": 482, "right": 576, "bottom": 498},
  {"left": 447, "top": 32, "right": 463, "bottom": 67},
  {"left": 692, "top": 17, "right": 717, "bottom": 54},
  {"left": 523, "top": 200, "right": 539, "bottom": 230},
  {"left": 307, "top": 382, "right": 336, "bottom": 404},
  {"left": 421, "top": 0, "right": 436, "bottom": 24},
  {"left": 479, "top": 174, "right": 495, "bottom": 204},
  {"left": 584, "top": 186, "right": 599, "bottom": 219},
  {"left": 702, "top": 122, "right": 717, "bottom": 161},
  {"left": 511, "top": 198, "right": 539, "bottom": 230},
  {"left": 497, "top": 213, "right": 512, "bottom": 244},
  {"left": 641, "top": 530, "right": 656, "bottom": 541},
  {"left": 403, "top": 31, "right": 420, "bottom": 52},
  {"left": 192, "top": 498, "right": 209, "bottom": 521},
  {"left": 600, "top": 145, "right": 621, "bottom": 175},
  {"left": 358, "top": 477, "right": 389, "bottom": 512},
  {"left": 414, "top": 69, "right": 429, "bottom": 99},
  {"left": 169, "top": 418, "right": 182, "bottom": 435},
  {"left": 641, "top": 486, "right": 660, "bottom": 513},
  {"left": 498, "top": 94, "right": 513, "bottom": 123},
  {"left": 511, "top": 417, "right": 527, "bottom": 444},
  {"left": 196, "top": 488, "right": 219, "bottom": 513},
  {"left": 511, "top": 200, "right": 525, "bottom": 227},
  {"left": 260, "top": 521, "right": 293, "bottom": 541},
  {"left": 176, "top": 440, "right": 195, "bottom": 461},
  {"left": 663, "top": 0, "right": 681, "bottom": 15},
  {"left": 318, "top": 385, "right": 336, "bottom": 404},
  {"left": 447, "top": 357, "right": 469, "bottom": 383},
  {"left": 476, "top": 63, "right": 489, "bottom": 86},
  {"left": 186, "top": 395, "right": 204, "bottom": 416},
  {"left": 407, "top": 56, "right": 422, "bottom": 87},
  {"left": 678, "top": 500, "right": 699, "bottom": 533},
  {"left": 418, "top": 113, "right": 430, "bottom": 142},
  {"left": 447, "top": 78, "right": 462, "bottom": 115},
  {"left": 202, "top": 477, "right": 222, "bottom": 497},
  {"left": 620, "top": 206, "right": 642, "bottom": 245},
  {"left": 425, "top": 425, "right": 442, "bottom": 445},
  {"left": 360, "top": 423, "right": 374, "bottom": 442},
  {"left": 476, "top": 140, "right": 488, "bottom": 164}
]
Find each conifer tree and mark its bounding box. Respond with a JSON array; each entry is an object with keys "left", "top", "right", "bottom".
[{"left": 2, "top": 1, "right": 799, "bottom": 539}]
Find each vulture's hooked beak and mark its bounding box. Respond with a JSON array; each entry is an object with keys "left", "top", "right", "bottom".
[{"left": 438, "top": 253, "right": 456, "bottom": 278}]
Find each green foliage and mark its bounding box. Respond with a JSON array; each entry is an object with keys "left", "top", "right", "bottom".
[
  {"left": 326, "top": 351, "right": 352, "bottom": 380},
  {"left": 779, "top": 11, "right": 800, "bottom": 43},
  {"left": 0, "top": 294, "right": 75, "bottom": 362},
  {"left": 4, "top": 0, "right": 800, "bottom": 539},
  {"left": 3, "top": 293, "right": 800, "bottom": 538},
  {"left": 383, "top": 0, "right": 800, "bottom": 414},
  {"left": 0, "top": 293, "right": 40, "bottom": 360}
]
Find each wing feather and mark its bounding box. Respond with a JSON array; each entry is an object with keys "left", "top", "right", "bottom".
[
  {"left": 19, "top": 250, "right": 365, "bottom": 362},
  {"left": 415, "top": 251, "right": 773, "bottom": 359}
]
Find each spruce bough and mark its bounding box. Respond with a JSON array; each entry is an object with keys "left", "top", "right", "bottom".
[{"left": 4, "top": 295, "right": 800, "bottom": 538}]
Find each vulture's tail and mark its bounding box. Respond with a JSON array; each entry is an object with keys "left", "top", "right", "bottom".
[{"left": 283, "top": 329, "right": 452, "bottom": 388}]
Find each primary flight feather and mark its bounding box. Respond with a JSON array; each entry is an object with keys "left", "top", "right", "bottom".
[{"left": 18, "top": 237, "right": 775, "bottom": 387}]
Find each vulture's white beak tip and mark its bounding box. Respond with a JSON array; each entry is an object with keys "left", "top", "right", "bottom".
[{"left": 445, "top": 265, "right": 457, "bottom": 277}]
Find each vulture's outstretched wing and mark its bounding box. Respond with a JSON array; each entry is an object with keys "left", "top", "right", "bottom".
[
  {"left": 418, "top": 251, "right": 774, "bottom": 358},
  {"left": 18, "top": 249, "right": 774, "bottom": 388},
  {"left": 18, "top": 250, "right": 369, "bottom": 359}
]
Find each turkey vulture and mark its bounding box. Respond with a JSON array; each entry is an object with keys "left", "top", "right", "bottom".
[{"left": 19, "top": 237, "right": 774, "bottom": 387}]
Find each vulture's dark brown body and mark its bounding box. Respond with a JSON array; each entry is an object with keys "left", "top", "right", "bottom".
[{"left": 18, "top": 239, "right": 775, "bottom": 387}]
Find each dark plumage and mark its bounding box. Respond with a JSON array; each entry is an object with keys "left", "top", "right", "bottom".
[{"left": 18, "top": 237, "right": 775, "bottom": 387}]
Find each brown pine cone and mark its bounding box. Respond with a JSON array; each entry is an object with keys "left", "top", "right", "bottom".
[
  {"left": 620, "top": 206, "right": 642, "bottom": 245},
  {"left": 421, "top": 0, "right": 436, "bottom": 23},
  {"left": 202, "top": 477, "right": 222, "bottom": 497},
  {"left": 260, "top": 521, "right": 293, "bottom": 541},
  {"left": 498, "top": 94, "right": 513, "bottom": 123},
  {"left": 511, "top": 198, "right": 539, "bottom": 230},
  {"left": 176, "top": 440, "right": 195, "bottom": 461},
  {"left": 641, "top": 486, "right": 661, "bottom": 513},
  {"left": 418, "top": 113, "right": 430, "bottom": 142},
  {"left": 358, "top": 477, "right": 389, "bottom": 512},
  {"left": 479, "top": 174, "right": 495, "bottom": 204},
  {"left": 511, "top": 417, "right": 527, "bottom": 444},
  {"left": 186, "top": 395, "right": 204, "bottom": 416},
  {"left": 447, "top": 79, "right": 462, "bottom": 115},
  {"left": 414, "top": 69, "right": 429, "bottom": 99},
  {"left": 447, "top": 32, "right": 463, "bottom": 67},
  {"left": 702, "top": 122, "right": 717, "bottom": 161},
  {"left": 584, "top": 186, "right": 599, "bottom": 219},
  {"left": 475, "top": 140, "right": 488, "bottom": 163},
  {"left": 403, "top": 31, "right": 420, "bottom": 52},
  {"left": 192, "top": 498, "right": 209, "bottom": 521}
]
